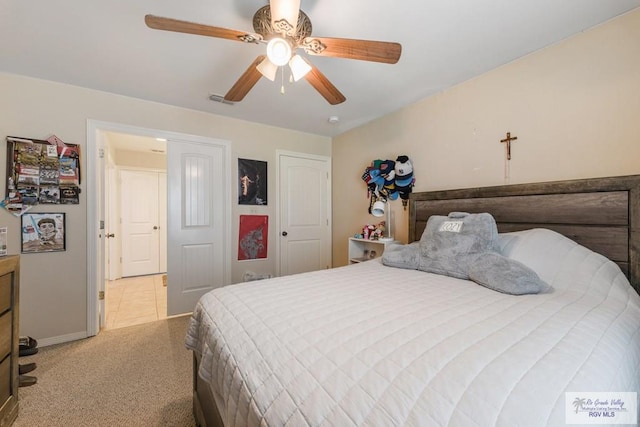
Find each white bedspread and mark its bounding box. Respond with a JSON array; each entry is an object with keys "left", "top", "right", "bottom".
[{"left": 186, "top": 229, "right": 640, "bottom": 426}]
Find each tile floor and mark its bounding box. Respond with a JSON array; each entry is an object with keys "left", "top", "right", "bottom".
[{"left": 105, "top": 274, "right": 167, "bottom": 330}]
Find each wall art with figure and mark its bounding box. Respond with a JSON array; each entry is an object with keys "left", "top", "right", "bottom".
[
  {"left": 238, "top": 215, "right": 268, "bottom": 260},
  {"left": 21, "top": 212, "right": 66, "bottom": 253},
  {"left": 238, "top": 158, "right": 267, "bottom": 205}
]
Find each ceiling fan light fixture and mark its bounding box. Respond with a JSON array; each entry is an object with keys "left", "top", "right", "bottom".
[
  {"left": 270, "top": 0, "right": 301, "bottom": 36},
  {"left": 289, "top": 54, "right": 312, "bottom": 81},
  {"left": 266, "top": 37, "right": 292, "bottom": 66},
  {"left": 145, "top": 0, "right": 400, "bottom": 106},
  {"left": 256, "top": 57, "right": 278, "bottom": 81}
]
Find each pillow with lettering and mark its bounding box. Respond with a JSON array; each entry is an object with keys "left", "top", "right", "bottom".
[{"left": 418, "top": 212, "right": 500, "bottom": 279}]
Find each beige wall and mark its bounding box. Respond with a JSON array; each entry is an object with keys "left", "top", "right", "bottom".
[
  {"left": 332, "top": 9, "right": 640, "bottom": 266},
  {"left": 5, "top": 8, "right": 640, "bottom": 342},
  {"left": 0, "top": 73, "right": 330, "bottom": 343}
]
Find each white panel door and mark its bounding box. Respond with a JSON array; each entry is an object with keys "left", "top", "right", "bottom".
[
  {"left": 279, "top": 154, "right": 331, "bottom": 276},
  {"left": 121, "top": 170, "right": 160, "bottom": 277},
  {"left": 167, "top": 140, "right": 228, "bottom": 315}
]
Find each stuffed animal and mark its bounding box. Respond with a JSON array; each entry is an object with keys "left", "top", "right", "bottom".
[
  {"left": 395, "top": 155, "right": 415, "bottom": 209},
  {"left": 362, "top": 224, "right": 375, "bottom": 240},
  {"left": 372, "top": 221, "right": 386, "bottom": 240}
]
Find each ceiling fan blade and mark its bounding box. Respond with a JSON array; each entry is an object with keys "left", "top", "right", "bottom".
[
  {"left": 145, "top": 15, "right": 259, "bottom": 43},
  {"left": 304, "top": 62, "right": 346, "bottom": 105},
  {"left": 269, "top": 0, "right": 301, "bottom": 36},
  {"left": 224, "top": 55, "right": 266, "bottom": 102},
  {"left": 303, "top": 37, "right": 402, "bottom": 64}
]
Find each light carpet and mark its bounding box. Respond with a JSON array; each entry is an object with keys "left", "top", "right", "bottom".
[{"left": 14, "top": 315, "right": 195, "bottom": 427}]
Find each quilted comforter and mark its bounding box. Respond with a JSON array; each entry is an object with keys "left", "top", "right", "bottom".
[{"left": 186, "top": 229, "right": 640, "bottom": 426}]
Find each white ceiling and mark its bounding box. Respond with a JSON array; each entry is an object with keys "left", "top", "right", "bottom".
[
  {"left": 1, "top": 1, "right": 638, "bottom": 137},
  {"left": 105, "top": 132, "right": 166, "bottom": 155}
]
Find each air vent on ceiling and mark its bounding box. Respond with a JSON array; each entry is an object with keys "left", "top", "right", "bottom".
[{"left": 209, "top": 94, "right": 235, "bottom": 105}]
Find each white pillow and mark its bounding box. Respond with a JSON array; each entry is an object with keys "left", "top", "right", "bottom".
[{"left": 498, "top": 228, "right": 629, "bottom": 298}]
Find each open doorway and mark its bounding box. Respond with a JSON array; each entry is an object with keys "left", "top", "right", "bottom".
[
  {"left": 87, "top": 120, "right": 232, "bottom": 337},
  {"left": 102, "top": 132, "right": 167, "bottom": 329}
]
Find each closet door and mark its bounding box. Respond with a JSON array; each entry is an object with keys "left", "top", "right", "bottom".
[
  {"left": 278, "top": 153, "right": 331, "bottom": 276},
  {"left": 166, "top": 140, "right": 229, "bottom": 316}
]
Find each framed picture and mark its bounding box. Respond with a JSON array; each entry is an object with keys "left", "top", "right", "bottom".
[
  {"left": 238, "top": 158, "right": 267, "bottom": 205},
  {"left": 238, "top": 215, "right": 268, "bottom": 260},
  {"left": 21, "top": 212, "right": 66, "bottom": 253}
]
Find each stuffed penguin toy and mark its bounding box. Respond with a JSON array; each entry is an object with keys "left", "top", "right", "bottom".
[{"left": 395, "top": 155, "right": 414, "bottom": 209}]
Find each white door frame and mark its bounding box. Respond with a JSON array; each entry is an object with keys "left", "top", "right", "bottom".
[
  {"left": 86, "top": 120, "right": 231, "bottom": 336},
  {"left": 275, "top": 150, "right": 332, "bottom": 277},
  {"left": 106, "top": 164, "right": 120, "bottom": 280}
]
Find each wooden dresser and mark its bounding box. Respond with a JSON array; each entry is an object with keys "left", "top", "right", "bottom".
[{"left": 0, "top": 256, "right": 19, "bottom": 427}]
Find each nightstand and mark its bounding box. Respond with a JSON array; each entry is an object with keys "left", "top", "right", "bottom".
[{"left": 348, "top": 238, "right": 399, "bottom": 264}]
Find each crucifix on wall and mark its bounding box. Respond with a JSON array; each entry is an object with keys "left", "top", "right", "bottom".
[{"left": 500, "top": 132, "right": 518, "bottom": 160}]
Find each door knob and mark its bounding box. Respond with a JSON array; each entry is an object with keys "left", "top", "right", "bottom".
[
  {"left": 153, "top": 226, "right": 159, "bottom": 230},
  {"left": 106, "top": 233, "right": 115, "bottom": 238},
  {"left": 281, "top": 231, "right": 288, "bottom": 236}
]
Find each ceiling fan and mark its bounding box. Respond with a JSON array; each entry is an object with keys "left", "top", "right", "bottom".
[{"left": 145, "top": 0, "right": 401, "bottom": 105}]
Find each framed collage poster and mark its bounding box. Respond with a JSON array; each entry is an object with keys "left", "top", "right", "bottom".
[
  {"left": 4, "top": 136, "right": 81, "bottom": 217},
  {"left": 21, "top": 212, "right": 66, "bottom": 253},
  {"left": 238, "top": 158, "right": 267, "bottom": 205}
]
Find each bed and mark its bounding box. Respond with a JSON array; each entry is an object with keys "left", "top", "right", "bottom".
[{"left": 186, "top": 174, "right": 640, "bottom": 426}]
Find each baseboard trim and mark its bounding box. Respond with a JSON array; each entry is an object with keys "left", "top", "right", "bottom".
[{"left": 37, "top": 331, "right": 89, "bottom": 348}]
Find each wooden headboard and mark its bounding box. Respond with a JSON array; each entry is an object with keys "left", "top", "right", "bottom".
[{"left": 409, "top": 175, "right": 640, "bottom": 295}]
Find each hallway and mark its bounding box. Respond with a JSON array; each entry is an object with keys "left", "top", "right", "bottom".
[{"left": 105, "top": 274, "right": 167, "bottom": 330}]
